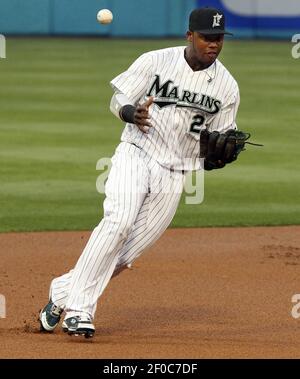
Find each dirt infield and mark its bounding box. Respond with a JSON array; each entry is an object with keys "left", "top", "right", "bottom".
[{"left": 0, "top": 226, "right": 300, "bottom": 358}]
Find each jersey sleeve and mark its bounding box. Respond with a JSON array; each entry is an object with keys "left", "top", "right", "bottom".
[
  {"left": 207, "top": 83, "right": 240, "bottom": 133},
  {"left": 110, "top": 52, "right": 153, "bottom": 105}
]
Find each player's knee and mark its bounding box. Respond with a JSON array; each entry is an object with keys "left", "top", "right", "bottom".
[
  {"left": 102, "top": 214, "right": 134, "bottom": 240},
  {"left": 116, "top": 221, "right": 133, "bottom": 239}
]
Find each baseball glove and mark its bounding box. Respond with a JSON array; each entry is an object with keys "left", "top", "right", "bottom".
[{"left": 199, "top": 128, "right": 261, "bottom": 171}]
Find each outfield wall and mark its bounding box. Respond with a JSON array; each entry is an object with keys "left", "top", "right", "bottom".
[
  {"left": 0, "top": 0, "right": 195, "bottom": 36},
  {"left": 0, "top": 0, "right": 299, "bottom": 38}
]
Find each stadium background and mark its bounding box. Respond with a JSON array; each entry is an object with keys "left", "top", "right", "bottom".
[
  {"left": 0, "top": 0, "right": 299, "bottom": 38},
  {"left": 0, "top": 0, "right": 300, "bottom": 359},
  {"left": 0, "top": 0, "right": 299, "bottom": 232}
]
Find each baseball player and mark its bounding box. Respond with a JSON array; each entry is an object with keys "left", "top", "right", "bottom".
[{"left": 39, "top": 7, "right": 240, "bottom": 338}]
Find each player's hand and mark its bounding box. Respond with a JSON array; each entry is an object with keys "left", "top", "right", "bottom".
[{"left": 133, "top": 97, "right": 154, "bottom": 133}]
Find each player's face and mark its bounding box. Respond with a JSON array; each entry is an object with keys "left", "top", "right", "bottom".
[{"left": 188, "top": 32, "right": 224, "bottom": 66}]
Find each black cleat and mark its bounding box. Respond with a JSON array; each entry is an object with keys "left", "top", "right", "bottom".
[{"left": 39, "top": 300, "right": 63, "bottom": 332}]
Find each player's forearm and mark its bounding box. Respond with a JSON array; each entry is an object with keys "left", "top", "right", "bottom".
[{"left": 110, "top": 92, "right": 136, "bottom": 123}]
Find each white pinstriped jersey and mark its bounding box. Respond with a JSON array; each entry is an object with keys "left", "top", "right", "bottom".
[
  {"left": 50, "top": 49, "right": 241, "bottom": 321},
  {"left": 110, "top": 46, "right": 240, "bottom": 171}
]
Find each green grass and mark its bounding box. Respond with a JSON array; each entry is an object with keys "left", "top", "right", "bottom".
[{"left": 0, "top": 38, "right": 299, "bottom": 232}]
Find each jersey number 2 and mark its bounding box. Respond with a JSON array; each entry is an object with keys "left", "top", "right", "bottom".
[{"left": 190, "top": 115, "right": 205, "bottom": 134}]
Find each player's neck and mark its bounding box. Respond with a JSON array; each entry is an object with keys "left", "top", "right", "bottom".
[{"left": 184, "top": 47, "right": 211, "bottom": 71}]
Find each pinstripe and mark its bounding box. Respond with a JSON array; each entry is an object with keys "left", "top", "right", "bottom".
[
  {"left": 49, "top": 45, "right": 239, "bottom": 319},
  {"left": 63, "top": 147, "right": 148, "bottom": 315},
  {"left": 70, "top": 152, "right": 145, "bottom": 309},
  {"left": 50, "top": 145, "right": 184, "bottom": 314},
  {"left": 113, "top": 47, "right": 239, "bottom": 171},
  {"left": 116, "top": 177, "right": 183, "bottom": 268},
  {"left": 88, "top": 155, "right": 139, "bottom": 302}
]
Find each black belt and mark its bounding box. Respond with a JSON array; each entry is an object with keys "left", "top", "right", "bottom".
[{"left": 170, "top": 168, "right": 186, "bottom": 175}]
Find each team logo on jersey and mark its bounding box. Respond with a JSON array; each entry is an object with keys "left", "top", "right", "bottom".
[
  {"left": 146, "top": 75, "right": 221, "bottom": 115},
  {"left": 212, "top": 13, "right": 222, "bottom": 28}
]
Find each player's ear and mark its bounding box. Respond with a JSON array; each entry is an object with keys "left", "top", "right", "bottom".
[{"left": 186, "top": 31, "right": 193, "bottom": 42}]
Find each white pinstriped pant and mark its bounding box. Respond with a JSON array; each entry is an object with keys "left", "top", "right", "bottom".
[{"left": 49, "top": 142, "right": 185, "bottom": 318}]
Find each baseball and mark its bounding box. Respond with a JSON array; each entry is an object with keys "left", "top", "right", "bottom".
[{"left": 97, "top": 9, "right": 113, "bottom": 24}]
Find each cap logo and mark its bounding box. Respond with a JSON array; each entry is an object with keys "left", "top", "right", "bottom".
[{"left": 212, "top": 13, "right": 222, "bottom": 28}]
